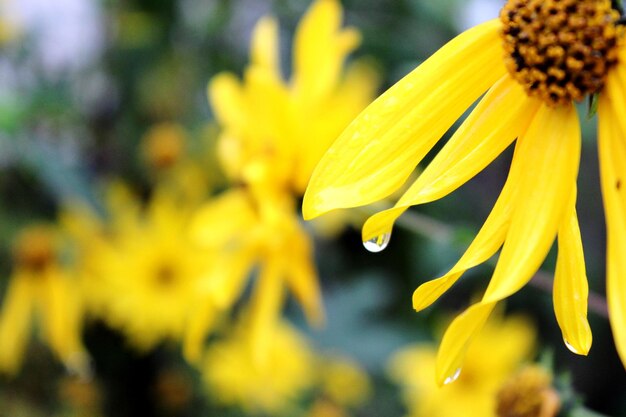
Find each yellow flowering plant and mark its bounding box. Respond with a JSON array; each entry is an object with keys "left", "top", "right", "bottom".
[
  {"left": 210, "top": 0, "right": 379, "bottom": 195},
  {"left": 3, "top": 0, "right": 625, "bottom": 414},
  {"left": 65, "top": 184, "right": 221, "bottom": 351},
  {"left": 304, "top": 0, "right": 626, "bottom": 384}
]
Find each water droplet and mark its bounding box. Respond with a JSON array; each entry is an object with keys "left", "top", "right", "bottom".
[
  {"left": 443, "top": 368, "right": 462, "bottom": 385},
  {"left": 563, "top": 338, "right": 581, "bottom": 354},
  {"left": 363, "top": 232, "right": 391, "bottom": 253}
]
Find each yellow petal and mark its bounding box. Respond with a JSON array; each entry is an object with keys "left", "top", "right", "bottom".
[
  {"left": 412, "top": 156, "right": 518, "bottom": 312},
  {"left": 0, "top": 274, "right": 34, "bottom": 375},
  {"left": 292, "top": 0, "right": 360, "bottom": 101},
  {"left": 189, "top": 189, "right": 256, "bottom": 249},
  {"left": 251, "top": 16, "right": 280, "bottom": 77},
  {"left": 243, "top": 65, "right": 294, "bottom": 161},
  {"left": 210, "top": 248, "right": 257, "bottom": 310},
  {"left": 38, "top": 268, "right": 87, "bottom": 369},
  {"left": 484, "top": 103, "right": 580, "bottom": 302},
  {"left": 303, "top": 19, "right": 506, "bottom": 219},
  {"left": 603, "top": 49, "right": 626, "bottom": 136},
  {"left": 293, "top": 59, "right": 381, "bottom": 193},
  {"left": 553, "top": 192, "right": 592, "bottom": 356},
  {"left": 283, "top": 229, "right": 324, "bottom": 327},
  {"left": 363, "top": 76, "right": 540, "bottom": 241},
  {"left": 183, "top": 299, "right": 218, "bottom": 364},
  {"left": 184, "top": 248, "right": 257, "bottom": 364},
  {"left": 436, "top": 302, "right": 495, "bottom": 385},
  {"left": 436, "top": 103, "right": 581, "bottom": 385},
  {"left": 249, "top": 259, "right": 285, "bottom": 366},
  {"left": 598, "top": 81, "right": 626, "bottom": 368},
  {"left": 208, "top": 72, "right": 246, "bottom": 129},
  {"left": 413, "top": 95, "right": 537, "bottom": 312}
]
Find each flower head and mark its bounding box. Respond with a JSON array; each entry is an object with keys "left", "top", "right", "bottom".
[
  {"left": 201, "top": 319, "right": 316, "bottom": 414},
  {"left": 209, "top": 0, "right": 379, "bottom": 195},
  {"left": 187, "top": 187, "right": 322, "bottom": 363},
  {"left": 304, "top": 0, "right": 626, "bottom": 383},
  {"left": 388, "top": 314, "right": 536, "bottom": 417},
  {"left": 191, "top": 0, "right": 379, "bottom": 362},
  {"left": 0, "top": 225, "right": 88, "bottom": 376},
  {"left": 74, "top": 185, "right": 217, "bottom": 351},
  {"left": 496, "top": 366, "right": 561, "bottom": 417}
]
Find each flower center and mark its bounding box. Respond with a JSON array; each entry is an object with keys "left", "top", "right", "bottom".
[
  {"left": 154, "top": 264, "right": 178, "bottom": 287},
  {"left": 13, "top": 226, "right": 56, "bottom": 273},
  {"left": 141, "top": 123, "right": 186, "bottom": 171},
  {"left": 496, "top": 366, "right": 560, "bottom": 417},
  {"left": 500, "top": 0, "right": 622, "bottom": 106}
]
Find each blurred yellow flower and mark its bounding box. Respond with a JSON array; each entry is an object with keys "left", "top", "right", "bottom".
[
  {"left": 388, "top": 314, "right": 536, "bottom": 417},
  {"left": 0, "top": 225, "right": 88, "bottom": 376},
  {"left": 318, "top": 355, "right": 371, "bottom": 408},
  {"left": 496, "top": 366, "right": 560, "bottom": 417},
  {"left": 187, "top": 188, "right": 321, "bottom": 363},
  {"left": 190, "top": 0, "right": 379, "bottom": 362},
  {"left": 202, "top": 319, "right": 316, "bottom": 415},
  {"left": 301, "top": 0, "right": 626, "bottom": 381},
  {"left": 73, "top": 185, "right": 220, "bottom": 351},
  {"left": 210, "top": 0, "right": 379, "bottom": 196}
]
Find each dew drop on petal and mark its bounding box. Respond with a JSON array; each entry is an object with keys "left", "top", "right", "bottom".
[
  {"left": 363, "top": 232, "right": 391, "bottom": 253},
  {"left": 443, "top": 367, "right": 462, "bottom": 385},
  {"left": 563, "top": 338, "right": 581, "bottom": 355}
]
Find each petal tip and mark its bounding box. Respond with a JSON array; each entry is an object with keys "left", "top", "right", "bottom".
[
  {"left": 302, "top": 188, "right": 337, "bottom": 220},
  {"left": 411, "top": 288, "right": 429, "bottom": 312},
  {"left": 301, "top": 195, "right": 322, "bottom": 220},
  {"left": 564, "top": 333, "right": 592, "bottom": 356}
]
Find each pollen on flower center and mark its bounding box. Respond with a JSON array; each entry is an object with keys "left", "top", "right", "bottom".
[{"left": 500, "top": 0, "right": 622, "bottom": 106}]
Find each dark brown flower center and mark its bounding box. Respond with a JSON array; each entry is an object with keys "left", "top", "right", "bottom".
[
  {"left": 500, "top": 0, "right": 622, "bottom": 106},
  {"left": 153, "top": 263, "right": 178, "bottom": 287}
]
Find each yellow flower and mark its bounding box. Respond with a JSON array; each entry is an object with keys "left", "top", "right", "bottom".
[
  {"left": 388, "top": 314, "right": 536, "bottom": 417},
  {"left": 317, "top": 355, "right": 371, "bottom": 408},
  {"left": 0, "top": 225, "right": 88, "bottom": 376},
  {"left": 304, "top": 0, "right": 626, "bottom": 381},
  {"left": 496, "top": 366, "right": 561, "bottom": 417},
  {"left": 209, "top": 0, "right": 379, "bottom": 195},
  {"left": 187, "top": 188, "right": 322, "bottom": 363},
  {"left": 190, "top": 0, "right": 379, "bottom": 362},
  {"left": 201, "top": 318, "right": 316, "bottom": 415},
  {"left": 75, "top": 185, "right": 219, "bottom": 351}
]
